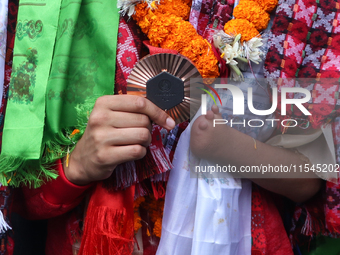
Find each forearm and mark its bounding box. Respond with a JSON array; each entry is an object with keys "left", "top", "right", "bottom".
[{"left": 191, "top": 125, "right": 323, "bottom": 203}]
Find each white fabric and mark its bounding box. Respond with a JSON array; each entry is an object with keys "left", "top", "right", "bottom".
[
  {"left": 0, "top": 0, "right": 8, "bottom": 109},
  {"left": 156, "top": 125, "right": 252, "bottom": 255},
  {"left": 157, "top": 73, "right": 276, "bottom": 255},
  {"left": 155, "top": 13, "right": 277, "bottom": 251},
  {"left": 266, "top": 125, "right": 337, "bottom": 181}
]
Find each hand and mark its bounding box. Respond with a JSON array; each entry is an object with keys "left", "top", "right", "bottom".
[{"left": 63, "top": 95, "right": 176, "bottom": 185}]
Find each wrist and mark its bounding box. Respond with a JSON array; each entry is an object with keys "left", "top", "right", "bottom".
[{"left": 62, "top": 153, "right": 92, "bottom": 186}]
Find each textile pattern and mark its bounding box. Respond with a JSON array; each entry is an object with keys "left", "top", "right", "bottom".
[
  {"left": 264, "top": 0, "right": 340, "bottom": 127},
  {"left": 265, "top": 0, "right": 340, "bottom": 242}
]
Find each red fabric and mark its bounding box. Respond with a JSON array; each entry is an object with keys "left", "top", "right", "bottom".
[
  {"left": 143, "top": 40, "right": 178, "bottom": 55},
  {"left": 262, "top": 192, "right": 293, "bottom": 255},
  {"left": 13, "top": 160, "right": 91, "bottom": 221},
  {"left": 45, "top": 213, "right": 75, "bottom": 255},
  {"left": 114, "top": 17, "right": 143, "bottom": 95},
  {"left": 13, "top": 160, "right": 93, "bottom": 255},
  {"left": 264, "top": 0, "right": 340, "bottom": 128},
  {"left": 42, "top": 160, "right": 93, "bottom": 205},
  {"left": 264, "top": 0, "right": 340, "bottom": 242},
  {"left": 325, "top": 180, "right": 340, "bottom": 234},
  {"left": 251, "top": 186, "right": 294, "bottom": 255},
  {"left": 79, "top": 184, "right": 135, "bottom": 255}
]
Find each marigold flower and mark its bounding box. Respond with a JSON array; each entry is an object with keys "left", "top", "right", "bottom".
[
  {"left": 224, "top": 19, "right": 260, "bottom": 42},
  {"left": 134, "top": 212, "right": 142, "bottom": 233},
  {"left": 147, "top": 14, "right": 180, "bottom": 46},
  {"left": 133, "top": 196, "right": 145, "bottom": 233},
  {"left": 252, "top": 0, "right": 278, "bottom": 12},
  {"left": 153, "top": 218, "right": 162, "bottom": 237},
  {"left": 182, "top": 0, "right": 192, "bottom": 7},
  {"left": 133, "top": 0, "right": 219, "bottom": 79},
  {"left": 233, "top": 0, "right": 270, "bottom": 31},
  {"left": 133, "top": 2, "right": 149, "bottom": 23},
  {"left": 181, "top": 36, "right": 207, "bottom": 61},
  {"left": 161, "top": 19, "right": 197, "bottom": 52},
  {"left": 155, "top": 0, "right": 191, "bottom": 20},
  {"left": 196, "top": 51, "right": 220, "bottom": 79}
]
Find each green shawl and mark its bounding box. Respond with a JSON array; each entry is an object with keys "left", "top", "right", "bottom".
[{"left": 1, "top": 0, "right": 119, "bottom": 187}]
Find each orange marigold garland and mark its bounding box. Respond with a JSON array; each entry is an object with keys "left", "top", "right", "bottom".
[
  {"left": 252, "top": 0, "right": 278, "bottom": 12},
  {"left": 223, "top": 0, "right": 278, "bottom": 38},
  {"left": 213, "top": 0, "right": 278, "bottom": 80},
  {"left": 224, "top": 19, "right": 259, "bottom": 42},
  {"left": 141, "top": 196, "right": 164, "bottom": 238},
  {"left": 119, "top": 0, "right": 219, "bottom": 79},
  {"left": 133, "top": 195, "right": 164, "bottom": 238},
  {"left": 133, "top": 196, "right": 145, "bottom": 233},
  {"left": 233, "top": 0, "right": 270, "bottom": 31},
  {"left": 160, "top": 19, "right": 198, "bottom": 52}
]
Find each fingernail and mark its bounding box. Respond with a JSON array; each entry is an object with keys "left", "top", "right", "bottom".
[{"left": 166, "top": 117, "right": 175, "bottom": 129}]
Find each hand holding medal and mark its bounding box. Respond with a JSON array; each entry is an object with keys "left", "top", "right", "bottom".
[{"left": 119, "top": 0, "right": 220, "bottom": 123}]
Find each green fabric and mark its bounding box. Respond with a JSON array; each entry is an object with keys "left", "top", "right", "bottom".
[
  {"left": 300, "top": 235, "right": 340, "bottom": 255},
  {"left": 1, "top": 0, "right": 119, "bottom": 187}
]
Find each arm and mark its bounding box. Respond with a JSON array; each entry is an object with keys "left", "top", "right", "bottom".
[
  {"left": 190, "top": 108, "right": 323, "bottom": 203},
  {"left": 14, "top": 95, "right": 176, "bottom": 219}
]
